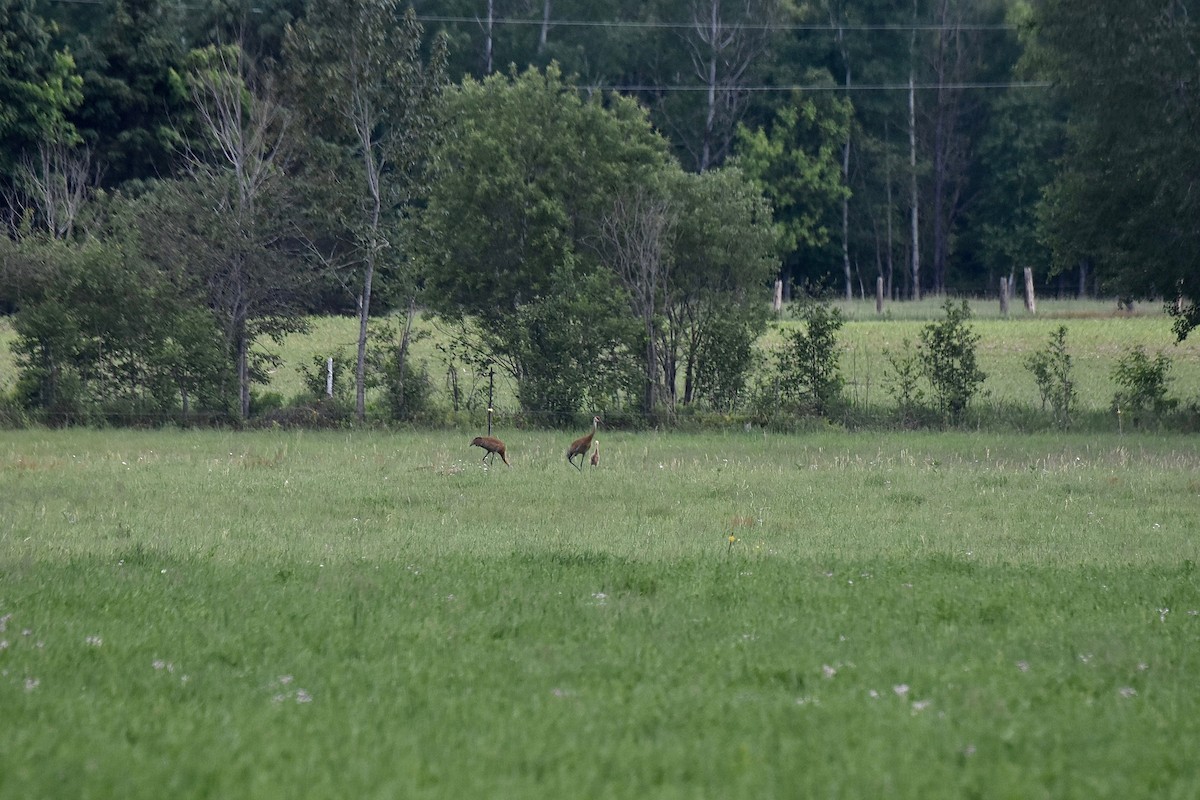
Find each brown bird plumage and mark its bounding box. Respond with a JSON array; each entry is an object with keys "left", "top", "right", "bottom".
[
  {"left": 470, "top": 435, "right": 510, "bottom": 467},
  {"left": 590, "top": 442, "right": 600, "bottom": 467},
  {"left": 567, "top": 416, "right": 600, "bottom": 471}
]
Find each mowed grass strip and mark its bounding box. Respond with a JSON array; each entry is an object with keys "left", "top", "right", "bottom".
[{"left": 1, "top": 428, "right": 1199, "bottom": 798}]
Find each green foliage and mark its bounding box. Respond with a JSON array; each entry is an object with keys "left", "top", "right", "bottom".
[
  {"left": 422, "top": 64, "right": 668, "bottom": 417},
  {"left": 1112, "top": 346, "right": 1176, "bottom": 421},
  {"left": 919, "top": 299, "right": 986, "bottom": 420},
  {"left": 660, "top": 166, "right": 777, "bottom": 409},
  {"left": 67, "top": 0, "right": 188, "bottom": 187},
  {"left": 883, "top": 336, "right": 925, "bottom": 426},
  {"left": 10, "top": 236, "right": 230, "bottom": 423},
  {"left": 732, "top": 86, "right": 851, "bottom": 283},
  {"left": 689, "top": 314, "right": 762, "bottom": 413},
  {"left": 298, "top": 350, "right": 354, "bottom": 402},
  {"left": 1024, "top": 325, "right": 1075, "bottom": 429},
  {"left": 776, "top": 300, "right": 845, "bottom": 417},
  {"left": 285, "top": 1, "right": 447, "bottom": 419},
  {"left": 501, "top": 268, "right": 640, "bottom": 423},
  {"left": 1033, "top": 0, "right": 1200, "bottom": 338},
  {"left": 0, "top": 0, "right": 84, "bottom": 175}
]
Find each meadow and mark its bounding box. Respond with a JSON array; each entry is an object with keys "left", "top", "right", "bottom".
[{"left": 2, "top": 426, "right": 1199, "bottom": 798}]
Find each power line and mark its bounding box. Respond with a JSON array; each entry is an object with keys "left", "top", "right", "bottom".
[
  {"left": 594, "top": 81, "right": 1049, "bottom": 93},
  {"left": 414, "top": 15, "right": 1019, "bottom": 33}
]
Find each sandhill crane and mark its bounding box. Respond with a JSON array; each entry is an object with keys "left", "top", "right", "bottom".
[
  {"left": 567, "top": 416, "right": 600, "bottom": 471},
  {"left": 590, "top": 441, "right": 600, "bottom": 467},
  {"left": 470, "top": 435, "right": 510, "bottom": 467}
]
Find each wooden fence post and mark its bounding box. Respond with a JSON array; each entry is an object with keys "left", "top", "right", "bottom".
[
  {"left": 999, "top": 276, "right": 1009, "bottom": 316},
  {"left": 876, "top": 276, "right": 884, "bottom": 314},
  {"left": 487, "top": 369, "right": 494, "bottom": 436},
  {"left": 1023, "top": 267, "right": 1036, "bottom": 314}
]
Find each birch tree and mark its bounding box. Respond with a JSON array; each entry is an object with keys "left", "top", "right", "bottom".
[{"left": 285, "top": 2, "right": 447, "bottom": 421}]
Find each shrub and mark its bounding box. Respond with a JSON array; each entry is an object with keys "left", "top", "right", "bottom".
[
  {"left": 883, "top": 337, "right": 925, "bottom": 427},
  {"left": 919, "top": 299, "right": 986, "bottom": 420},
  {"left": 1025, "top": 325, "right": 1076, "bottom": 429},
  {"left": 777, "top": 300, "right": 845, "bottom": 417},
  {"left": 299, "top": 351, "right": 355, "bottom": 401},
  {"left": 1112, "top": 346, "right": 1176, "bottom": 424}
]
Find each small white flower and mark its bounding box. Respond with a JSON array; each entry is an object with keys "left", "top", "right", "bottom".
[
  {"left": 24, "top": 677, "right": 39, "bottom": 692},
  {"left": 1118, "top": 686, "right": 1137, "bottom": 698},
  {"left": 1016, "top": 660, "right": 1030, "bottom": 673},
  {"left": 86, "top": 635, "right": 103, "bottom": 647},
  {"left": 912, "top": 700, "right": 932, "bottom": 713},
  {"left": 295, "top": 690, "right": 312, "bottom": 703},
  {"left": 893, "top": 683, "right": 910, "bottom": 697},
  {"left": 1159, "top": 608, "right": 1170, "bottom": 622},
  {"left": 822, "top": 664, "right": 837, "bottom": 679}
]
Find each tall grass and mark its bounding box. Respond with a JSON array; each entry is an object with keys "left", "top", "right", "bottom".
[{"left": 2, "top": 428, "right": 1199, "bottom": 798}]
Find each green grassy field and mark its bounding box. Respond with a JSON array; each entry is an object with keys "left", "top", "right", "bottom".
[{"left": 2, "top": 427, "right": 1198, "bottom": 798}]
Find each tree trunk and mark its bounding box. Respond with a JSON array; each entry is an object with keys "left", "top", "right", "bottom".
[
  {"left": 909, "top": 73, "right": 920, "bottom": 301},
  {"left": 355, "top": 262, "right": 373, "bottom": 422},
  {"left": 237, "top": 327, "right": 250, "bottom": 420},
  {"left": 538, "top": 0, "right": 551, "bottom": 55},
  {"left": 394, "top": 296, "right": 417, "bottom": 415},
  {"left": 484, "top": 0, "right": 494, "bottom": 74},
  {"left": 841, "top": 97, "right": 852, "bottom": 300}
]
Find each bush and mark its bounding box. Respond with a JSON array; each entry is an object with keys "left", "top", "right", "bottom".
[
  {"left": 1112, "top": 346, "right": 1176, "bottom": 425},
  {"left": 919, "top": 299, "right": 986, "bottom": 420},
  {"left": 884, "top": 337, "right": 925, "bottom": 427},
  {"left": 299, "top": 351, "right": 356, "bottom": 401},
  {"left": 776, "top": 300, "right": 845, "bottom": 417},
  {"left": 1025, "top": 325, "right": 1076, "bottom": 429}
]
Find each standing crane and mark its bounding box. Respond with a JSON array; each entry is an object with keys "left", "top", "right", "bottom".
[
  {"left": 470, "top": 435, "right": 510, "bottom": 467},
  {"left": 566, "top": 416, "right": 600, "bottom": 471},
  {"left": 590, "top": 441, "right": 600, "bottom": 467}
]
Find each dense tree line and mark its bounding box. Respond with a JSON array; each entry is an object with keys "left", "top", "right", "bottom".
[{"left": 1, "top": 0, "right": 1196, "bottom": 425}]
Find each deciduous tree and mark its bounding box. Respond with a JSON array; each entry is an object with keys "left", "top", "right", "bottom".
[{"left": 285, "top": 1, "right": 447, "bottom": 421}]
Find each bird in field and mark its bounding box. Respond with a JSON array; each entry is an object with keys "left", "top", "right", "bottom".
[
  {"left": 567, "top": 416, "right": 600, "bottom": 471},
  {"left": 470, "top": 435, "right": 510, "bottom": 467},
  {"left": 590, "top": 441, "right": 600, "bottom": 467}
]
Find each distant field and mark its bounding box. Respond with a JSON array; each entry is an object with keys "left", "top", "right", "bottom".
[
  {"left": 3, "top": 298, "right": 1199, "bottom": 417},
  {"left": 2, "top": 427, "right": 1198, "bottom": 798},
  {"left": 270, "top": 299, "right": 1200, "bottom": 417}
]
